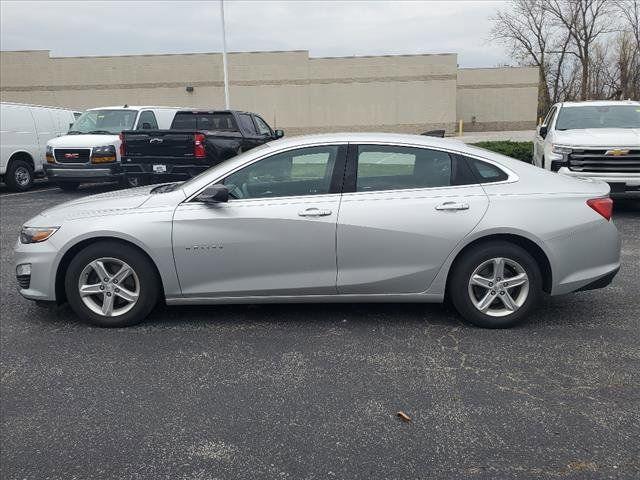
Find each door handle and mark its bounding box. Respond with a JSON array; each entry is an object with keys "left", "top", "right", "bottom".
[
  {"left": 298, "top": 207, "right": 332, "bottom": 217},
  {"left": 435, "top": 202, "right": 470, "bottom": 211}
]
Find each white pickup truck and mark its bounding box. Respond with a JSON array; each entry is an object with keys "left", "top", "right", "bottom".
[
  {"left": 533, "top": 100, "right": 640, "bottom": 195},
  {"left": 44, "top": 105, "right": 182, "bottom": 190}
]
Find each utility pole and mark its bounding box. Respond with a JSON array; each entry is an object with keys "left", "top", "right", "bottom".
[{"left": 219, "top": 0, "right": 230, "bottom": 109}]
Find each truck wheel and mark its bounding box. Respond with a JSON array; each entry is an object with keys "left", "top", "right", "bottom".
[
  {"left": 5, "top": 159, "right": 34, "bottom": 191},
  {"left": 58, "top": 182, "right": 80, "bottom": 191}
]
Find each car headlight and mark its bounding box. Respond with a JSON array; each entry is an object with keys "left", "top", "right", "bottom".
[
  {"left": 20, "top": 227, "right": 59, "bottom": 244},
  {"left": 552, "top": 145, "right": 573, "bottom": 155},
  {"left": 46, "top": 145, "right": 55, "bottom": 164},
  {"left": 91, "top": 145, "right": 117, "bottom": 164}
]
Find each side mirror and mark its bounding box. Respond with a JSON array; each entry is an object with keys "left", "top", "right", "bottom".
[
  {"left": 198, "top": 184, "right": 229, "bottom": 204},
  {"left": 539, "top": 125, "right": 548, "bottom": 138},
  {"left": 274, "top": 129, "right": 284, "bottom": 139}
]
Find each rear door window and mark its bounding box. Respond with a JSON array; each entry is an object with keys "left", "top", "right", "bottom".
[{"left": 355, "top": 145, "right": 454, "bottom": 192}]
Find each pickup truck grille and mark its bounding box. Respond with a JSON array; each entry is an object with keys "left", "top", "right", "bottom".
[
  {"left": 54, "top": 148, "right": 91, "bottom": 164},
  {"left": 568, "top": 149, "right": 640, "bottom": 173}
]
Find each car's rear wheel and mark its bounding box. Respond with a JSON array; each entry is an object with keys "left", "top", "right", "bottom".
[
  {"left": 65, "top": 241, "right": 160, "bottom": 327},
  {"left": 449, "top": 241, "right": 542, "bottom": 328}
]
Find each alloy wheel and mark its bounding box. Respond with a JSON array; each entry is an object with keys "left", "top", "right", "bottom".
[
  {"left": 78, "top": 257, "right": 140, "bottom": 317},
  {"left": 467, "top": 257, "right": 530, "bottom": 317}
]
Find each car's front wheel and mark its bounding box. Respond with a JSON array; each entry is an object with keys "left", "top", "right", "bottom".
[
  {"left": 449, "top": 241, "right": 542, "bottom": 328},
  {"left": 65, "top": 241, "right": 160, "bottom": 327}
]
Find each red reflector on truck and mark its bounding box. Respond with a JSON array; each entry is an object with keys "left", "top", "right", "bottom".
[
  {"left": 194, "top": 133, "right": 206, "bottom": 158},
  {"left": 587, "top": 198, "right": 613, "bottom": 221}
]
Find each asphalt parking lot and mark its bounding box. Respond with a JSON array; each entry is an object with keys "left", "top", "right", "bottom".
[{"left": 1, "top": 184, "right": 639, "bottom": 479}]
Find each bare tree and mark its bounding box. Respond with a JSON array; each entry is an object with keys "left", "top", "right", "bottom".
[
  {"left": 490, "top": 0, "right": 637, "bottom": 111},
  {"left": 546, "top": 0, "right": 613, "bottom": 100},
  {"left": 490, "top": 0, "right": 565, "bottom": 117}
]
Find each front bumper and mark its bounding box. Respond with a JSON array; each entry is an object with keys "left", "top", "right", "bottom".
[
  {"left": 14, "top": 238, "right": 60, "bottom": 302},
  {"left": 557, "top": 168, "right": 640, "bottom": 193},
  {"left": 44, "top": 162, "right": 124, "bottom": 183}
]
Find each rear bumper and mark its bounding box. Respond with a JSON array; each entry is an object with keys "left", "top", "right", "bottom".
[
  {"left": 44, "top": 163, "right": 123, "bottom": 183},
  {"left": 121, "top": 159, "right": 210, "bottom": 178},
  {"left": 548, "top": 218, "right": 622, "bottom": 295},
  {"left": 558, "top": 168, "right": 640, "bottom": 193}
]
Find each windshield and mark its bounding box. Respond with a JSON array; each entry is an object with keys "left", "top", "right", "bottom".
[
  {"left": 69, "top": 109, "right": 138, "bottom": 134},
  {"left": 555, "top": 105, "right": 640, "bottom": 130}
]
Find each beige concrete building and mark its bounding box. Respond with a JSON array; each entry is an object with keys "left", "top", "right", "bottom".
[{"left": 0, "top": 50, "right": 538, "bottom": 134}]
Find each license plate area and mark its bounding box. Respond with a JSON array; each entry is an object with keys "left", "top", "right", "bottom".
[{"left": 153, "top": 164, "right": 167, "bottom": 173}]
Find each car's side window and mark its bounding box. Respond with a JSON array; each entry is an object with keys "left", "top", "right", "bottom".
[
  {"left": 223, "top": 145, "right": 341, "bottom": 200},
  {"left": 254, "top": 116, "right": 272, "bottom": 136},
  {"left": 237, "top": 114, "right": 257, "bottom": 135},
  {"left": 463, "top": 157, "right": 509, "bottom": 183},
  {"left": 137, "top": 111, "right": 158, "bottom": 130},
  {"left": 355, "top": 145, "right": 455, "bottom": 192}
]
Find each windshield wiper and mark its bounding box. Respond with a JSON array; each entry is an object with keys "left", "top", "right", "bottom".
[
  {"left": 87, "top": 130, "right": 115, "bottom": 135},
  {"left": 67, "top": 130, "right": 84, "bottom": 135}
]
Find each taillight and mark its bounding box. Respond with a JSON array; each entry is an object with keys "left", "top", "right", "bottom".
[
  {"left": 587, "top": 197, "right": 613, "bottom": 221},
  {"left": 194, "top": 133, "right": 206, "bottom": 159},
  {"left": 119, "top": 132, "right": 124, "bottom": 157}
]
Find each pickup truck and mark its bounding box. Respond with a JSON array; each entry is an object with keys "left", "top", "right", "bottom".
[
  {"left": 533, "top": 100, "right": 640, "bottom": 195},
  {"left": 120, "top": 110, "right": 283, "bottom": 185}
]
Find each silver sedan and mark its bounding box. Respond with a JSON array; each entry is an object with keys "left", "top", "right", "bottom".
[{"left": 15, "top": 133, "right": 621, "bottom": 328}]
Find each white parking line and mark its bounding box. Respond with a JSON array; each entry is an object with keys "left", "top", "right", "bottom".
[{"left": 0, "top": 187, "right": 59, "bottom": 197}]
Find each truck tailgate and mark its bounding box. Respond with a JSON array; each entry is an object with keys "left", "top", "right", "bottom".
[{"left": 122, "top": 130, "right": 196, "bottom": 159}]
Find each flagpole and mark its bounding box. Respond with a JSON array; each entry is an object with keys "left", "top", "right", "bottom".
[{"left": 220, "top": 0, "right": 230, "bottom": 109}]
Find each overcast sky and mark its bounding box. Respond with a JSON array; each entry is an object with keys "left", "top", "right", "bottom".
[{"left": 0, "top": 0, "right": 511, "bottom": 68}]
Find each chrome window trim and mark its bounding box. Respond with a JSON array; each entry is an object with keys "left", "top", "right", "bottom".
[{"left": 182, "top": 140, "right": 519, "bottom": 203}]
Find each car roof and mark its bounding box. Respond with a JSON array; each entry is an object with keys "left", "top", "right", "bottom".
[
  {"left": 87, "top": 106, "right": 188, "bottom": 111},
  {"left": 265, "top": 132, "right": 466, "bottom": 150},
  {"left": 559, "top": 100, "right": 640, "bottom": 108}
]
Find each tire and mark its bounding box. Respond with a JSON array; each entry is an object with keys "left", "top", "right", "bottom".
[
  {"left": 64, "top": 241, "right": 160, "bottom": 327},
  {"left": 5, "top": 159, "right": 34, "bottom": 191},
  {"left": 57, "top": 182, "right": 80, "bottom": 191},
  {"left": 449, "top": 241, "right": 543, "bottom": 328}
]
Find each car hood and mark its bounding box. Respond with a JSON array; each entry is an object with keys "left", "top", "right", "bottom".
[
  {"left": 33, "top": 185, "right": 158, "bottom": 223},
  {"left": 554, "top": 128, "right": 640, "bottom": 148},
  {"left": 48, "top": 134, "right": 120, "bottom": 148}
]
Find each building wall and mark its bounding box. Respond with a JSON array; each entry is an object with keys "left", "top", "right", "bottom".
[
  {"left": 1, "top": 50, "right": 537, "bottom": 134},
  {"left": 456, "top": 67, "right": 539, "bottom": 132}
]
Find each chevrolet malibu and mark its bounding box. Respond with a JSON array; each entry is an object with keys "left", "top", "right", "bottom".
[{"left": 15, "top": 133, "right": 621, "bottom": 328}]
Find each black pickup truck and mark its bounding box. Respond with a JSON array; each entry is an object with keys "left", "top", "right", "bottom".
[{"left": 120, "top": 110, "right": 283, "bottom": 185}]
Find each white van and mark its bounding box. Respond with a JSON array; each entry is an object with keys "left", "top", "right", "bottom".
[
  {"left": 0, "top": 102, "right": 81, "bottom": 191},
  {"left": 45, "top": 106, "right": 183, "bottom": 190}
]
